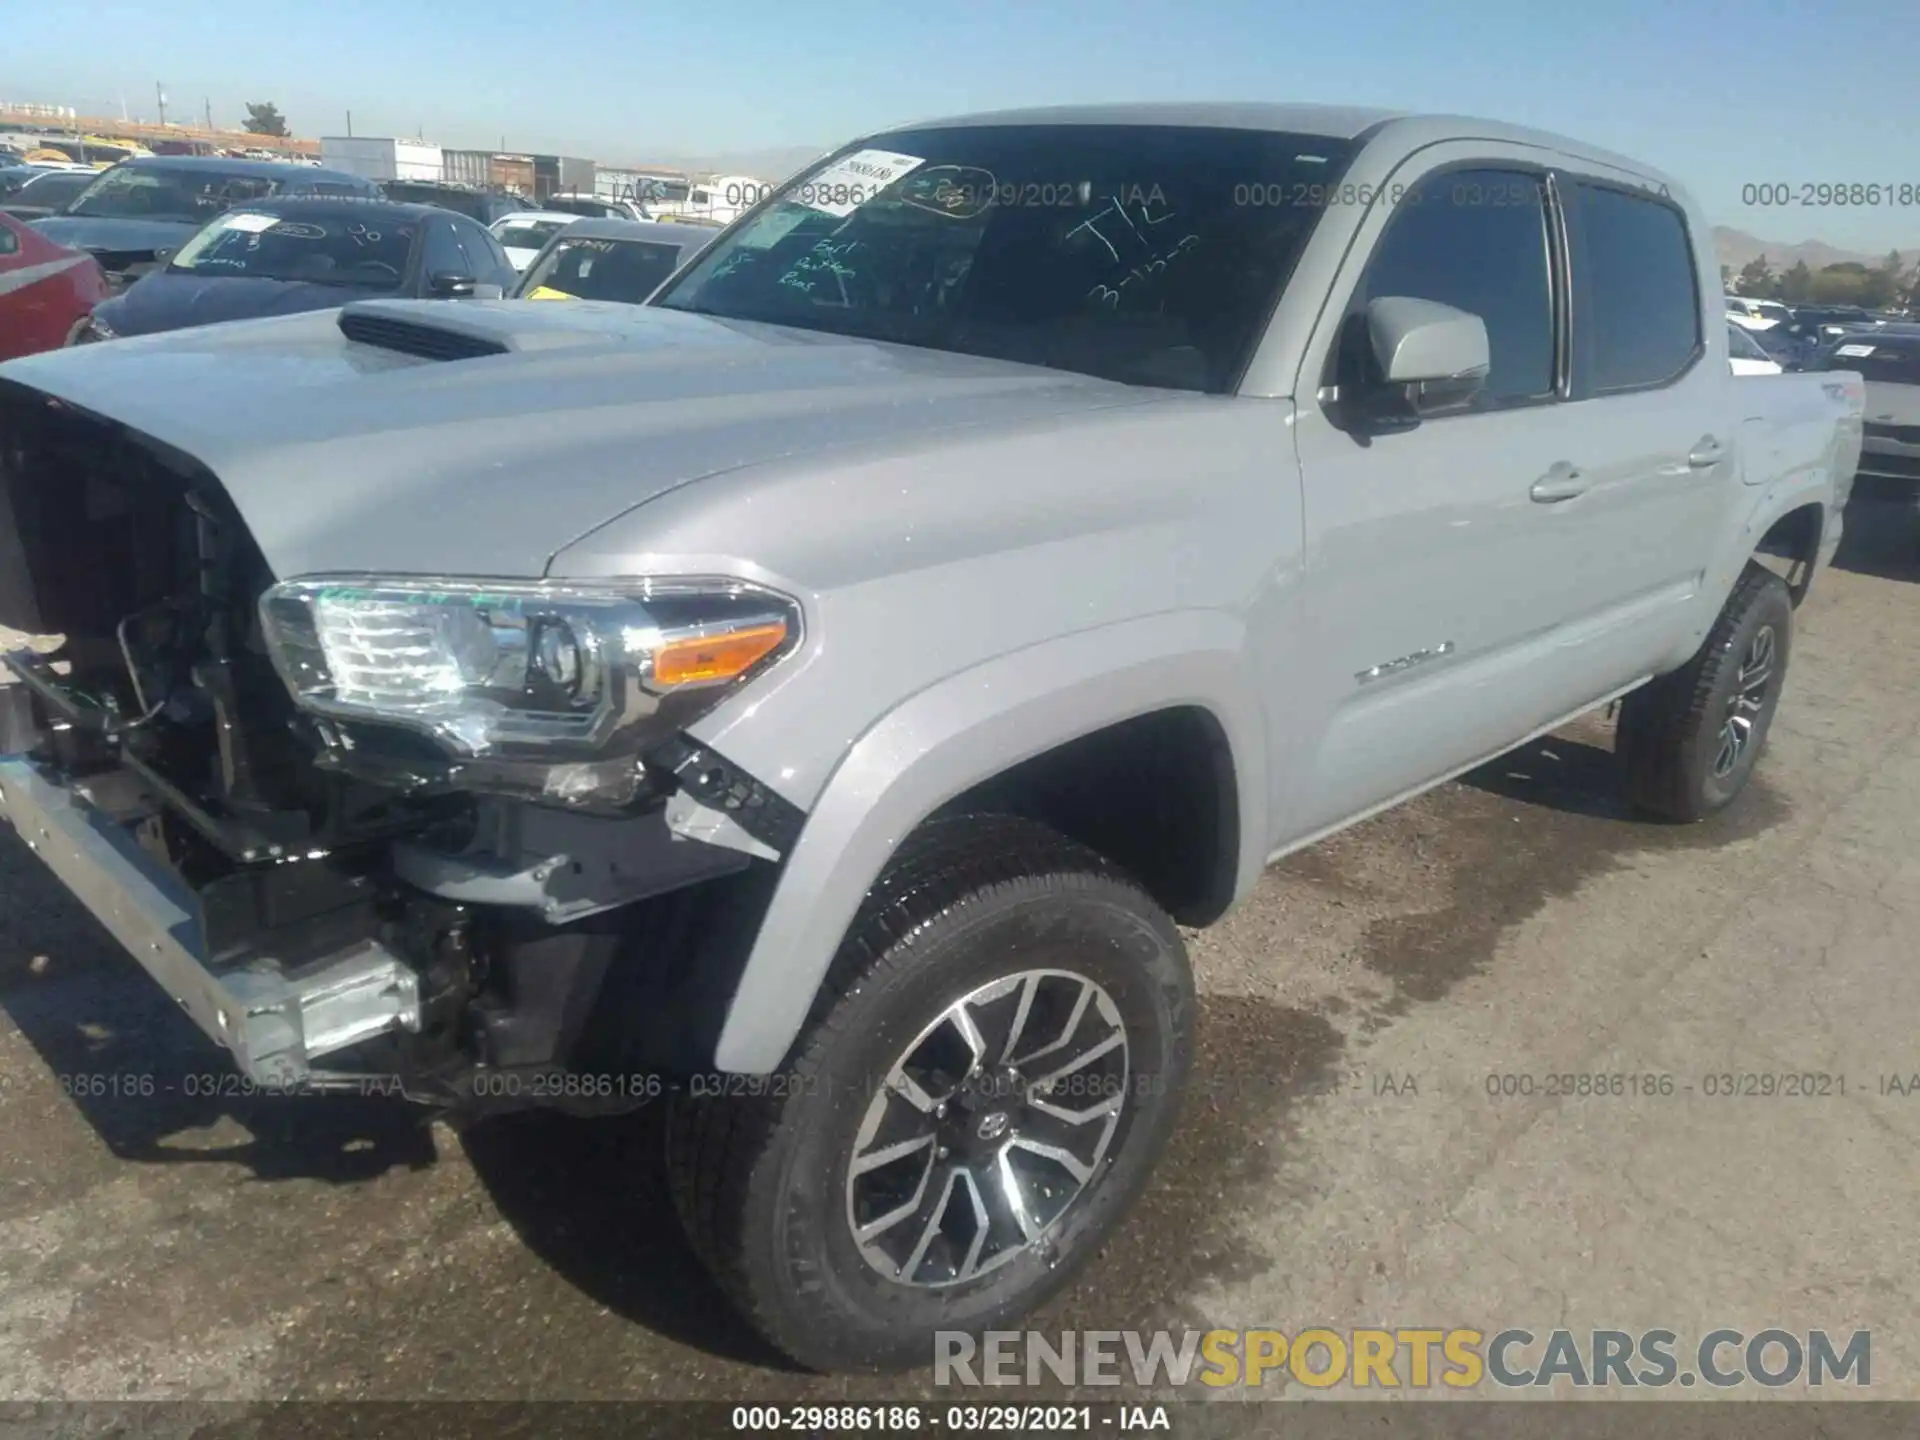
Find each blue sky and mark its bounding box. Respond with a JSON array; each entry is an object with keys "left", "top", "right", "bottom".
[{"left": 6, "top": 0, "right": 1918, "bottom": 251}]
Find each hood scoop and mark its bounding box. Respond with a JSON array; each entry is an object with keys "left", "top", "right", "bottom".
[
  {"left": 338, "top": 307, "right": 511, "bottom": 362},
  {"left": 337, "top": 298, "right": 623, "bottom": 362}
]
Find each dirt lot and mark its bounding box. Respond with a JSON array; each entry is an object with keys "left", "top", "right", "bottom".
[{"left": 1, "top": 500, "right": 1917, "bottom": 1406}]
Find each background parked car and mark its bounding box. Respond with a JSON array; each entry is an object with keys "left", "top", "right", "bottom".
[
  {"left": 540, "top": 192, "right": 649, "bottom": 221},
  {"left": 74, "top": 197, "right": 519, "bottom": 342},
  {"left": 0, "top": 211, "right": 111, "bottom": 358},
  {"left": 1725, "top": 295, "right": 1791, "bottom": 331},
  {"left": 378, "top": 179, "right": 529, "bottom": 226},
  {"left": 30, "top": 156, "right": 381, "bottom": 292},
  {"left": 489, "top": 210, "right": 581, "bottom": 272},
  {"left": 511, "top": 218, "right": 715, "bottom": 303},
  {"left": 1814, "top": 328, "right": 1920, "bottom": 505},
  {"left": 1749, "top": 322, "right": 1815, "bottom": 370},
  {"left": 2, "top": 168, "right": 97, "bottom": 219},
  {"left": 1727, "top": 321, "right": 1782, "bottom": 375}
]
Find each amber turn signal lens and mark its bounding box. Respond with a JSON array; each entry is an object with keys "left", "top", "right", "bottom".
[{"left": 652, "top": 622, "right": 789, "bottom": 688}]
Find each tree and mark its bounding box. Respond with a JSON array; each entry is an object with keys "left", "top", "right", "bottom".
[
  {"left": 1780, "top": 259, "right": 1814, "bottom": 303},
  {"left": 1736, "top": 254, "right": 1774, "bottom": 296},
  {"left": 242, "top": 102, "right": 288, "bottom": 137},
  {"left": 1860, "top": 250, "right": 1905, "bottom": 310}
]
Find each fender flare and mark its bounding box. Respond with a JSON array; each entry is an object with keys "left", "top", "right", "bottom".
[{"left": 711, "top": 609, "right": 1266, "bottom": 1072}]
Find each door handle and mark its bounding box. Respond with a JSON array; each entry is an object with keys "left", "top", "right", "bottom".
[
  {"left": 1530, "top": 462, "right": 1588, "bottom": 503},
  {"left": 1687, "top": 437, "right": 1727, "bottom": 468}
]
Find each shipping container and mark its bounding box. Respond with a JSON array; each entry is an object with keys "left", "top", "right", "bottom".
[
  {"left": 440, "top": 148, "right": 493, "bottom": 189},
  {"left": 490, "top": 155, "right": 535, "bottom": 195},
  {"left": 528, "top": 154, "right": 595, "bottom": 201},
  {"left": 318, "top": 137, "right": 443, "bottom": 183}
]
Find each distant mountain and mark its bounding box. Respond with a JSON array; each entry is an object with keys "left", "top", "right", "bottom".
[{"left": 1713, "top": 226, "right": 1906, "bottom": 275}]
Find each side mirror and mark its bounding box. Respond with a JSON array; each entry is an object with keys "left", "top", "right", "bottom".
[
  {"left": 1366, "top": 295, "right": 1491, "bottom": 389},
  {"left": 428, "top": 270, "right": 477, "bottom": 298}
]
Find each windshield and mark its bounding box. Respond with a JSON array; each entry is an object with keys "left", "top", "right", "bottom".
[
  {"left": 654, "top": 125, "right": 1355, "bottom": 393},
  {"left": 19, "top": 172, "right": 94, "bottom": 206},
  {"left": 167, "top": 208, "right": 418, "bottom": 287},
  {"left": 67, "top": 165, "right": 278, "bottom": 222},
  {"left": 496, "top": 219, "right": 571, "bottom": 250},
  {"left": 519, "top": 235, "right": 687, "bottom": 302}
]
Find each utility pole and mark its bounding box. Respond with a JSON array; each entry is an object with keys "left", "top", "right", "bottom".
[
  {"left": 204, "top": 97, "right": 212, "bottom": 131},
  {"left": 346, "top": 109, "right": 353, "bottom": 137},
  {"left": 155, "top": 81, "right": 167, "bottom": 127}
]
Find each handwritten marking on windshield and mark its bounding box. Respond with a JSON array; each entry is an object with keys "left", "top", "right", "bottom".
[
  {"left": 778, "top": 237, "right": 862, "bottom": 301},
  {"left": 1064, "top": 184, "right": 1174, "bottom": 262}
]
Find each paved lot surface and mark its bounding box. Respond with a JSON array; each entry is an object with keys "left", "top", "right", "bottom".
[{"left": 1, "top": 500, "right": 1918, "bottom": 1404}]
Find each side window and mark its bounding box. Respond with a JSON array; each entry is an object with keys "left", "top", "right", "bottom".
[
  {"left": 1336, "top": 167, "right": 1555, "bottom": 410},
  {"left": 453, "top": 220, "right": 511, "bottom": 284},
  {"left": 0, "top": 225, "right": 17, "bottom": 256},
  {"left": 1571, "top": 181, "right": 1700, "bottom": 392},
  {"left": 423, "top": 219, "right": 468, "bottom": 277}
]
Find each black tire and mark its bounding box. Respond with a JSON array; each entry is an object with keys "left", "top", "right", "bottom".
[
  {"left": 1618, "top": 563, "right": 1792, "bottom": 822},
  {"left": 665, "top": 814, "right": 1195, "bottom": 1373}
]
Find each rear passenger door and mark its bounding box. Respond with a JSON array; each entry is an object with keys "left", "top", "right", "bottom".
[{"left": 1550, "top": 174, "right": 1731, "bottom": 667}]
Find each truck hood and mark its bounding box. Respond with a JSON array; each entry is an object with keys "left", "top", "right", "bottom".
[{"left": 0, "top": 299, "right": 1167, "bottom": 578}]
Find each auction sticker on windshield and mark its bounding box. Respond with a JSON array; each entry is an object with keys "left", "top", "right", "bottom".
[
  {"left": 1835, "top": 343, "right": 1878, "bottom": 357},
  {"left": 221, "top": 212, "right": 280, "bottom": 233},
  {"left": 788, "top": 148, "right": 925, "bottom": 218}
]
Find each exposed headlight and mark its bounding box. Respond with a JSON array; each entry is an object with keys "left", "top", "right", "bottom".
[
  {"left": 75, "top": 313, "right": 115, "bottom": 343},
  {"left": 259, "top": 576, "right": 799, "bottom": 785}
]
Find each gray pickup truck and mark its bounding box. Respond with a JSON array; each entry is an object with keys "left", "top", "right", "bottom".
[{"left": 0, "top": 103, "right": 1865, "bottom": 1372}]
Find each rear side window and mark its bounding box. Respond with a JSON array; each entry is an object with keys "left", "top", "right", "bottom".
[
  {"left": 1571, "top": 182, "right": 1700, "bottom": 392},
  {"left": 1337, "top": 167, "right": 1555, "bottom": 408}
]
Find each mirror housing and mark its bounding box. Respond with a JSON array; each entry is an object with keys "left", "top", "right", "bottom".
[
  {"left": 429, "top": 270, "right": 477, "bottom": 298},
  {"left": 1367, "top": 296, "right": 1491, "bottom": 388}
]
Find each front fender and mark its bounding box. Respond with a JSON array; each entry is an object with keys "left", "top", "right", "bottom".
[{"left": 711, "top": 608, "right": 1265, "bottom": 1072}]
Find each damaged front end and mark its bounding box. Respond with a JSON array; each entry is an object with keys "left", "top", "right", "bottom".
[{"left": 0, "top": 380, "right": 802, "bottom": 1107}]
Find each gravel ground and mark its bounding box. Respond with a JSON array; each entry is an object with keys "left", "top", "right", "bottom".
[{"left": 1, "top": 500, "right": 1918, "bottom": 1410}]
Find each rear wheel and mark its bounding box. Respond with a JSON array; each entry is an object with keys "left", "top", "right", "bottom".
[
  {"left": 666, "top": 815, "right": 1194, "bottom": 1372},
  {"left": 1618, "top": 563, "right": 1792, "bottom": 821}
]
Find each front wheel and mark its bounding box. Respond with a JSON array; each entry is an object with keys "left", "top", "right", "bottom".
[
  {"left": 666, "top": 815, "right": 1195, "bottom": 1372},
  {"left": 1618, "top": 563, "right": 1792, "bottom": 822}
]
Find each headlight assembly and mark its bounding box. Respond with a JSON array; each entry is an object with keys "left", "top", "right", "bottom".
[{"left": 258, "top": 576, "right": 800, "bottom": 800}]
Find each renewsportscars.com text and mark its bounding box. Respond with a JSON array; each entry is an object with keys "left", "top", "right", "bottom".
[{"left": 935, "top": 1327, "right": 1872, "bottom": 1389}]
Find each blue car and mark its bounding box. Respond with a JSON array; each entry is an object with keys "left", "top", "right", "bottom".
[
  {"left": 76, "top": 196, "right": 521, "bottom": 341},
  {"left": 30, "top": 155, "right": 380, "bottom": 291}
]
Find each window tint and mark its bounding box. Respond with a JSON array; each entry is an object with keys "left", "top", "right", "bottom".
[
  {"left": 0, "top": 224, "right": 16, "bottom": 256},
  {"left": 1573, "top": 182, "right": 1700, "bottom": 391},
  {"left": 458, "top": 221, "right": 514, "bottom": 284},
  {"left": 423, "top": 219, "right": 468, "bottom": 276},
  {"left": 1342, "top": 168, "right": 1554, "bottom": 407}
]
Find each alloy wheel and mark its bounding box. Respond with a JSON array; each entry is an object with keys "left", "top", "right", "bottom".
[{"left": 844, "top": 969, "right": 1131, "bottom": 1288}]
